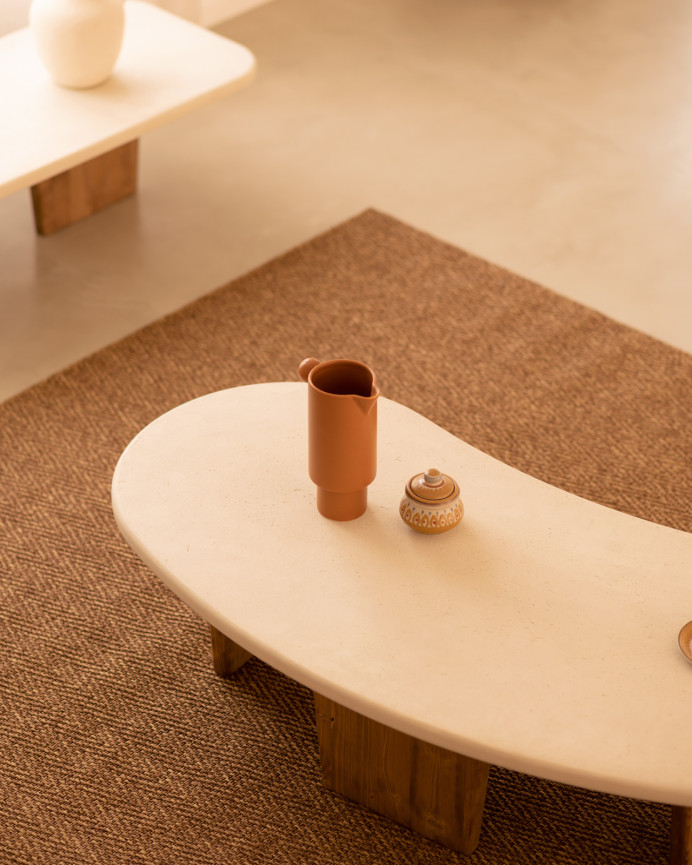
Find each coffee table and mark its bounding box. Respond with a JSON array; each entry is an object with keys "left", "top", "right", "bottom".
[
  {"left": 0, "top": 0, "right": 255, "bottom": 234},
  {"left": 111, "top": 382, "right": 692, "bottom": 860}
]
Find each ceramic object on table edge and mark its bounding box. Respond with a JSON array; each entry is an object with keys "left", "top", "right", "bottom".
[
  {"left": 678, "top": 621, "right": 692, "bottom": 664},
  {"left": 400, "top": 468, "right": 463, "bottom": 534}
]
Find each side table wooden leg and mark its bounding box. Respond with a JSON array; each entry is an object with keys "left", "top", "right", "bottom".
[
  {"left": 31, "top": 139, "right": 138, "bottom": 235},
  {"left": 670, "top": 806, "right": 692, "bottom": 865},
  {"left": 314, "top": 693, "right": 490, "bottom": 855},
  {"left": 210, "top": 625, "right": 253, "bottom": 677}
]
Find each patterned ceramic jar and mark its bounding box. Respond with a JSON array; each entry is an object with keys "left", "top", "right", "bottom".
[{"left": 399, "top": 468, "right": 463, "bottom": 534}]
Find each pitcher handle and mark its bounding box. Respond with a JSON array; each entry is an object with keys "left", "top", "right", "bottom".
[{"left": 298, "top": 357, "right": 320, "bottom": 382}]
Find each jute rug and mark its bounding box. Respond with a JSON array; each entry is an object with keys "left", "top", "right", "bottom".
[{"left": 1, "top": 209, "right": 690, "bottom": 865}]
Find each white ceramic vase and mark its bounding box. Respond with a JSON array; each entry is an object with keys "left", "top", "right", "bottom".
[{"left": 29, "top": 0, "right": 125, "bottom": 89}]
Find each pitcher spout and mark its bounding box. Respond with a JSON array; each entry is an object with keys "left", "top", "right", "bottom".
[{"left": 354, "top": 387, "right": 379, "bottom": 414}]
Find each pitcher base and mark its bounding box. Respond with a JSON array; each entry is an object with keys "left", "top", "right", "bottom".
[{"left": 316, "top": 487, "right": 367, "bottom": 521}]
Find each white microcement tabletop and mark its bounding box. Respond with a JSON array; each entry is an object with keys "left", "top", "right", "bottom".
[
  {"left": 111, "top": 382, "right": 692, "bottom": 809},
  {"left": 0, "top": 0, "right": 256, "bottom": 197}
]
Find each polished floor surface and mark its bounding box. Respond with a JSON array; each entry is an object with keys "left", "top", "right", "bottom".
[{"left": 1, "top": 0, "right": 691, "bottom": 402}]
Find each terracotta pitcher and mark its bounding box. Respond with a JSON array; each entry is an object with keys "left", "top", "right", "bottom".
[{"left": 298, "top": 357, "right": 379, "bottom": 520}]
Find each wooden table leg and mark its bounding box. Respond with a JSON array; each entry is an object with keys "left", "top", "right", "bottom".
[
  {"left": 210, "top": 625, "right": 253, "bottom": 677},
  {"left": 314, "top": 693, "right": 490, "bottom": 855},
  {"left": 30, "top": 139, "right": 138, "bottom": 235},
  {"left": 671, "top": 806, "right": 692, "bottom": 865}
]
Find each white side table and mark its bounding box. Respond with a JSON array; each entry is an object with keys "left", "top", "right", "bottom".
[{"left": 0, "top": 1, "right": 255, "bottom": 234}]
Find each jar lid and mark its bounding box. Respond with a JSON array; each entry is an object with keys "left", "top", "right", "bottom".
[{"left": 406, "top": 468, "right": 459, "bottom": 504}]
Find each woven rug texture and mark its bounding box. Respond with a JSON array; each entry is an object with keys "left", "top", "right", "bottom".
[{"left": 1, "top": 209, "right": 690, "bottom": 864}]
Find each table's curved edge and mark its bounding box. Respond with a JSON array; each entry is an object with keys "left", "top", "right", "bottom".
[{"left": 110, "top": 382, "right": 692, "bottom": 809}]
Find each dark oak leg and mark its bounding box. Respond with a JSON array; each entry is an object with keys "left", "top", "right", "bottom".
[
  {"left": 31, "top": 139, "right": 138, "bottom": 235},
  {"left": 210, "top": 625, "right": 253, "bottom": 677},
  {"left": 671, "top": 806, "right": 692, "bottom": 865},
  {"left": 314, "top": 693, "right": 490, "bottom": 855}
]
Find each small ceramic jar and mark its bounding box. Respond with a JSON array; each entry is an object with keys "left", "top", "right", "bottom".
[{"left": 399, "top": 468, "right": 463, "bottom": 534}]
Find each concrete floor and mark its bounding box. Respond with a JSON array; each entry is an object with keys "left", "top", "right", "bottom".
[{"left": 1, "top": 0, "right": 691, "bottom": 402}]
